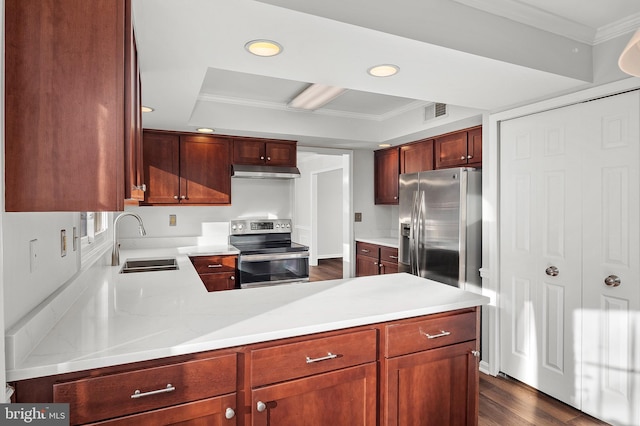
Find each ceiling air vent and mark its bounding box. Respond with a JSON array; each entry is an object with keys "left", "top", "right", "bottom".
[{"left": 424, "top": 103, "right": 448, "bottom": 121}]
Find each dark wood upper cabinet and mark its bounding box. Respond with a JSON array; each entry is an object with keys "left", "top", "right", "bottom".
[
  {"left": 142, "top": 130, "right": 231, "bottom": 205},
  {"left": 5, "top": 0, "right": 139, "bottom": 211},
  {"left": 233, "top": 138, "right": 297, "bottom": 167},
  {"left": 400, "top": 139, "right": 434, "bottom": 174},
  {"left": 374, "top": 147, "right": 400, "bottom": 205},
  {"left": 435, "top": 126, "right": 482, "bottom": 169}
]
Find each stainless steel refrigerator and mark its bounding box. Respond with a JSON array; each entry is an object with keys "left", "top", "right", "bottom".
[{"left": 398, "top": 167, "right": 481, "bottom": 290}]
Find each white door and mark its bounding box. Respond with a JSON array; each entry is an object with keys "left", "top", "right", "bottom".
[
  {"left": 500, "top": 103, "right": 583, "bottom": 407},
  {"left": 580, "top": 91, "right": 640, "bottom": 425},
  {"left": 500, "top": 90, "right": 640, "bottom": 424}
]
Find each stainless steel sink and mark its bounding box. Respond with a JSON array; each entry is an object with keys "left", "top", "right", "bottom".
[{"left": 120, "top": 257, "right": 178, "bottom": 273}]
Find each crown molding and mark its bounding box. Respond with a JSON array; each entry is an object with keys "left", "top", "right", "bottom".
[
  {"left": 595, "top": 12, "right": 640, "bottom": 44},
  {"left": 452, "top": 0, "right": 595, "bottom": 44}
]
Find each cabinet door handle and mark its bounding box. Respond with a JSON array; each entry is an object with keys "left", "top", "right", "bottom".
[
  {"left": 131, "top": 384, "right": 175, "bottom": 399},
  {"left": 208, "top": 264, "right": 223, "bottom": 268},
  {"left": 306, "top": 352, "right": 338, "bottom": 364},
  {"left": 267, "top": 156, "right": 271, "bottom": 161},
  {"left": 460, "top": 156, "right": 466, "bottom": 160},
  {"left": 173, "top": 195, "right": 179, "bottom": 200},
  {"left": 225, "top": 407, "right": 235, "bottom": 419},
  {"left": 256, "top": 401, "right": 267, "bottom": 412},
  {"left": 467, "top": 155, "right": 473, "bottom": 159},
  {"left": 421, "top": 329, "right": 451, "bottom": 339},
  {"left": 260, "top": 156, "right": 265, "bottom": 160},
  {"left": 230, "top": 275, "right": 235, "bottom": 280}
]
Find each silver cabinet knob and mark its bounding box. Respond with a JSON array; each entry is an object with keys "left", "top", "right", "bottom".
[
  {"left": 545, "top": 266, "right": 559, "bottom": 276},
  {"left": 230, "top": 275, "right": 235, "bottom": 280},
  {"left": 225, "top": 407, "right": 235, "bottom": 419},
  {"left": 467, "top": 155, "right": 473, "bottom": 159},
  {"left": 267, "top": 156, "right": 271, "bottom": 161},
  {"left": 256, "top": 401, "right": 267, "bottom": 412},
  {"left": 460, "top": 156, "right": 466, "bottom": 160},
  {"left": 260, "top": 156, "right": 265, "bottom": 160},
  {"left": 604, "top": 275, "right": 621, "bottom": 287},
  {"left": 173, "top": 195, "right": 179, "bottom": 200}
]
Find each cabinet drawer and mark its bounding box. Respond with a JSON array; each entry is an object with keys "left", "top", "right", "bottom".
[
  {"left": 380, "top": 246, "right": 398, "bottom": 263},
  {"left": 251, "top": 329, "right": 377, "bottom": 387},
  {"left": 190, "top": 255, "right": 236, "bottom": 274},
  {"left": 384, "top": 311, "right": 476, "bottom": 358},
  {"left": 54, "top": 354, "right": 237, "bottom": 425},
  {"left": 356, "top": 242, "right": 379, "bottom": 259},
  {"left": 200, "top": 272, "right": 237, "bottom": 292}
]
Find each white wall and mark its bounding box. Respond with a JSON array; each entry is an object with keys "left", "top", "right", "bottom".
[
  {"left": 316, "top": 169, "right": 342, "bottom": 258},
  {"left": 117, "top": 178, "right": 293, "bottom": 241},
  {"left": 352, "top": 150, "right": 398, "bottom": 238},
  {"left": 2, "top": 213, "right": 80, "bottom": 330}
]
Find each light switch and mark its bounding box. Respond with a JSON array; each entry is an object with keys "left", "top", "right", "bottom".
[
  {"left": 29, "top": 239, "right": 38, "bottom": 272},
  {"left": 355, "top": 212, "right": 362, "bottom": 222},
  {"left": 60, "top": 229, "right": 67, "bottom": 257}
]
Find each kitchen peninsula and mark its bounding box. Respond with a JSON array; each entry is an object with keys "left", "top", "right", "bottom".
[{"left": 8, "top": 246, "right": 488, "bottom": 425}]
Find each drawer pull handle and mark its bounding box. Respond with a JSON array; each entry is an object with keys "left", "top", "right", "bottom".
[
  {"left": 131, "top": 383, "right": 175, "bottom": 399},
  {"left": 361, "top": 249, "right": 370, "bottom": 253},
  {"left": 306, "top": 352, "right": 338, "bottom": 364},
  {"left": 388, "top": 255, "right": 398, "bottom": 259},
  {"left": 422, "top": 330, "right": 451, "bottom": 339},
  {"left": 208, "top": 264, "right": 223, "bottom": 268}
]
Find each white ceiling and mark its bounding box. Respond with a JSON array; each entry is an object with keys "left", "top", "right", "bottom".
[{"left": 132, "top": 0, "right": 640, "bottom": 149}]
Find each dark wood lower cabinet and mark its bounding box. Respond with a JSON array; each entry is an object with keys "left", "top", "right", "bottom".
[
  {"left": 251, "top": 363, "right": 377, "bottom": 426},
  {"left": 384, "top": 341, "right": 478, "bottom": 426},
  {"left": 89, "top": 394, "right": 237, "bottom": 425}
]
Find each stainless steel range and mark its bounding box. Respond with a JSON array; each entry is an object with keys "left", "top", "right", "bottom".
[{"left": 230, "top": 219, "right": 310, "bottom": 288}]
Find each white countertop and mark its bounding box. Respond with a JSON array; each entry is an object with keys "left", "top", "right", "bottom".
[
  {"left": 6, "top": 246, "right": 488, "bottom": 382},
  {"left": 355, "top": 236, "right": 399, "bottom": 248}
]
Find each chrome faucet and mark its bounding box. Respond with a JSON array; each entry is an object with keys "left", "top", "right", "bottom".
[{"left": 112, "top": 212, "right": 146, "bottom": 266}]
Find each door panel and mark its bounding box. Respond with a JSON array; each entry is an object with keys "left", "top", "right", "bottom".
[
  {"left": 500, "top": 104, "right": 583, "bottom": 408},
  {"left": 580, "top": 92, "right": 640, "bottom": 425}
]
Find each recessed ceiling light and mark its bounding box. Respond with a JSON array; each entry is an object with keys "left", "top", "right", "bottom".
[
  {"left": 141, "top": 106, "right": 154, "bottom": 113},
  {"left": 196, "top": 128, "right": 215, "bottom": 134},
  {"left": 245, "top": 39, "right": 283, "bottom": 57},
  {"left": 368, "top": 64, "right": 399, "bottom": 77},
  {"left": 378, "top": 143, "right": 392, "bottom": 148}
]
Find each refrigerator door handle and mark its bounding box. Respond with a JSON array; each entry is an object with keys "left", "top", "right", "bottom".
[
  {"left": 409, "top": 190, "right": 418, "bottom": 275},
  {"left": 415, "top": 190, "right": 425, "bottom": 276}
]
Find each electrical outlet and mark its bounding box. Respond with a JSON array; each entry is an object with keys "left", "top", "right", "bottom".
[
  {"left": 29, "top": 239, "right": 38, "bottom": 272},
  {"left": 169, "top": 214, "right": 177, "bottom": 226},
  {"left": 60, "top": 229, "right": 67, "bottom": 257},
  {"left": 354, "top": 212, "right": 362, "bottom": 222}
]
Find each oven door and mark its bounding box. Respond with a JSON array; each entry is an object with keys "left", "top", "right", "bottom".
[{"left": 238, "top": 251, "right": 309, "bottom": 288}]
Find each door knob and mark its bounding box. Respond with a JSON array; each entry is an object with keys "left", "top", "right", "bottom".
[
  {"left": 604, "top": 275, "right": 621, "bottom": 287},
  {"left": 545, "top": 266, "right": 559, "bottom": 276}
]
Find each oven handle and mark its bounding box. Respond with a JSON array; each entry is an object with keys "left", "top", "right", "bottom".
[{"left": 240, "top": 252, "right": 309, "bottom": 262}]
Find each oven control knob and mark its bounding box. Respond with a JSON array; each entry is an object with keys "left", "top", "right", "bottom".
[
  {"left": 238, "top": 224, "right": 244, "bottom": 230},
  {"left": 286, "top": 223, "right": 290, "bottom": 228},
  {"left": 231, "top": 225, "right": 236, "bottom": 230}
]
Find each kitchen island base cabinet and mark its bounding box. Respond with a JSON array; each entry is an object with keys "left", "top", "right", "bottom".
[
  {"left": 384, "top": 341, "right": 478, "bottom": 426},
  {"left": 89, "top": 394, "right": 237, "bottom": 425},
  {"left": 251, "top": 363, "right": 377, "bottom": 426},
  {"left": 13, "top": 307, "right": 480, "bottom": 425}
]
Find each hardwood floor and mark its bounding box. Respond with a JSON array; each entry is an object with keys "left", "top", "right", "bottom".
[
  {"left": 479, "top": 373, "right": 610, "bottom": 425},
  {"left": 309, "top": 257, "right": 343, "bottom": 281}
]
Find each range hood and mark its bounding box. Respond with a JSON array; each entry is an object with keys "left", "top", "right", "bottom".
[{"left": 231, "top": 164, "right": 301, "bottom": 179}]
